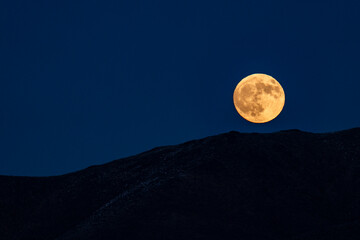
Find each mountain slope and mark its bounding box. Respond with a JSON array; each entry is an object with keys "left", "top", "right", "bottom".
[{"left": 1, "top": 128, "right": 360, "bottom": 240}]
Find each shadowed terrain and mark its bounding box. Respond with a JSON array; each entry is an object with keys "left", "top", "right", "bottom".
[{"left": 1, "top": 128, "right": 360, "bottom": 240}]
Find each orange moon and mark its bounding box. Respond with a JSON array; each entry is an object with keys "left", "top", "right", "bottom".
[{"left": 233, "top": 73, "right": 285, "bottom": 123}]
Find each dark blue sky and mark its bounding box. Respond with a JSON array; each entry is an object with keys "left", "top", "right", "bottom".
[{"left": 1, "top": 0, "right": 359, "bottom": 176}]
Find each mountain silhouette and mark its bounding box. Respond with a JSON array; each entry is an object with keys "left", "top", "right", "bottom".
[{"left": 1, "top": 128, "right": 360, "bottom": 240}]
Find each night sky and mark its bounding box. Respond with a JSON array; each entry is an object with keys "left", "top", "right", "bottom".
[{"left": 1, "top": 0, "right": 359, "bottom": 176}]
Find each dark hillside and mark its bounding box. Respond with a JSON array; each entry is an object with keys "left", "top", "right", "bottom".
[{"left": 1, "top": 128, "right": 360, "bottom": 239}]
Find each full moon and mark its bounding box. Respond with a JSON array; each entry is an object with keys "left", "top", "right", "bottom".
[{"left": 233, "top": 73, "right": 285, "bottom": 123}]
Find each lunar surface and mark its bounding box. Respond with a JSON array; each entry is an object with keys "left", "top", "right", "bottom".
[{"left": 233, "top": 73, "right": 285, "bottom": 123}]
